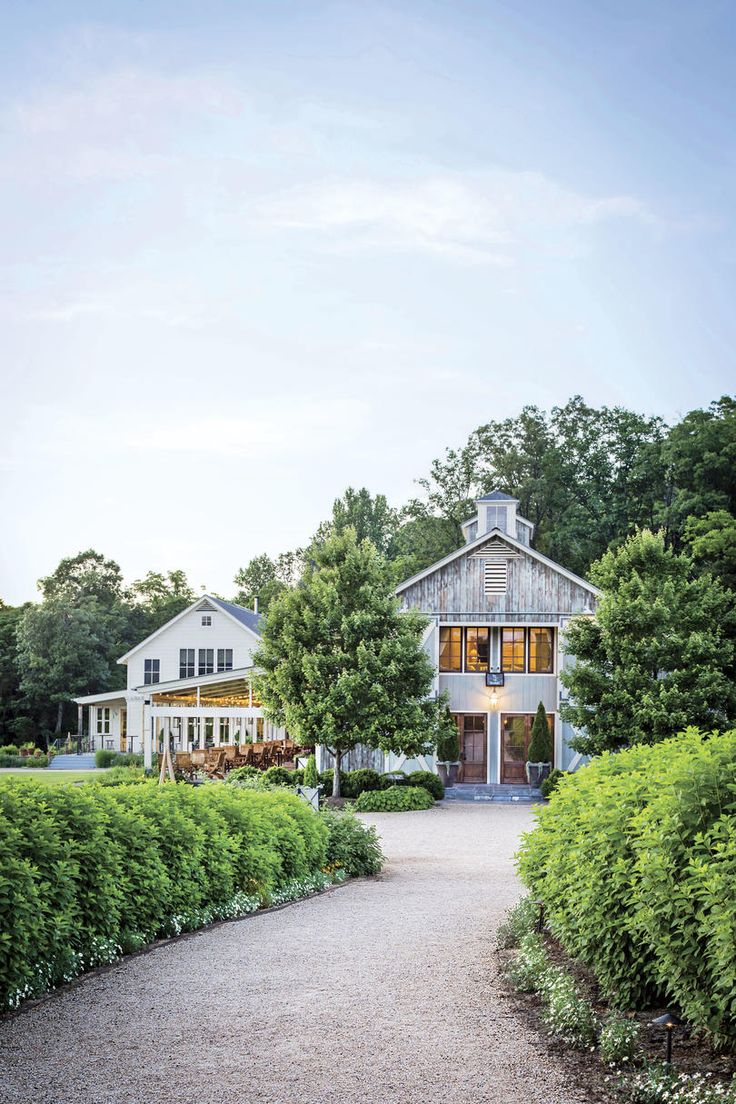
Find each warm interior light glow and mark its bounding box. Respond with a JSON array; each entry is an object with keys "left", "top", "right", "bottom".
[{"left": 489, "top": 688, "right": 499, "bottom": 710}]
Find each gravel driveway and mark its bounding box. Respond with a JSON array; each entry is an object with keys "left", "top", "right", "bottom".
[{"left": 2, "top": 803, "right": 586, "bottom": 1104}]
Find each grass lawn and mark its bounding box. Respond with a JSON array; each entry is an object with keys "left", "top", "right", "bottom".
[{"left": 0, "top": 769, "right": 105, "bottom": 784}]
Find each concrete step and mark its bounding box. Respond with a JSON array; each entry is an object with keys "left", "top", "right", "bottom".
[
  {"left": 49, "top": 754, "right": 98, "bottom": 770},
  {"left": 443, "top": 783, "right": 543, "bottom": 804}
]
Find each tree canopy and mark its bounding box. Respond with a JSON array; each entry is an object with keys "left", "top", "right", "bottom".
[
  {"left": 561, "top": 530, "right": 736, "bottom": 755},
  {"left": 252, "top": 529, "right": 439, "bottom": 796}
]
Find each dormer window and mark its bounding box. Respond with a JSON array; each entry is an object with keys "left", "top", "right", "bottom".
[
  {"left": 485, "top": 506, "right": 508, "bottom": 533},
  {"left": 201, "top": 615, "right": 212, "bottom": 626}
]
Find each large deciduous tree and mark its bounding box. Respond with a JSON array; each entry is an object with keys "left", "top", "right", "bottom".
[
  {"left": 311, "top": 487, "right": 399, "bottom": 557},
  {"left": 233, "top": 551, "right": 301, "bottom": 614},
  {"left": 253, "top": 530, "right": 439, "bottom": 796},
  {"left": 561, "top": 530, "right": 736, "bottom": 755},
  {"left": 128, "top": 569, "right": 196, "bottom": 633}
]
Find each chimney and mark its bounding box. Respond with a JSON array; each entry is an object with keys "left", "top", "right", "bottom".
[{"left": 253, "top": 596, "right": 260, "bottom": 615}]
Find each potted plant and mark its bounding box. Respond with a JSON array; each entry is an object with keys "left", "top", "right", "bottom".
[
  {"left": 435, "top": 701, "right": 461, "bottom": 787},
  {"left": 526, "top": 701, "right": 553, "bottom": 787}
]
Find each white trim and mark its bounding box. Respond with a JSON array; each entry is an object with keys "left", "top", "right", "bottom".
[
  {"left": 134, "top": 665, "right": 255, "bottom": 694},
  {"left": 395, "top": 527, "right": 601, "bottom": 598},
  {"left": 116, "top": 594, "right": 261, "bottom": 664},
  {"left": 73, "top": 689, "right": 128, "bottom": 705}
]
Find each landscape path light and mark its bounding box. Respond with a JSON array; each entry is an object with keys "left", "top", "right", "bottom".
[{"left": 651, "top": 1011, "right": 684, "bottom": 1063}]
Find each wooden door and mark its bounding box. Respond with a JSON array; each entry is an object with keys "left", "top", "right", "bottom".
[
  {"left": 501, "top": 714, "right": 554, "bottom": 783},
  {"left": 458, "top": 714, "right": 487, "bottom": 782}
]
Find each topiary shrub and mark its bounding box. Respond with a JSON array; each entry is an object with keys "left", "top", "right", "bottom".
[
  {"left": 320, "top": 808, "right": 384, "bottom": 876},
  {"left": 527, "top": 701, "right": 553, "bottom": 763},
  {"left": 539, "top": 768, "right": 566, "bottom": 799},
  {"left": 406, "top": 770, "right": 444, "bottom": 801},
  {"left": 303, "top": 754, "right": 318, "bottom": 789},
  {"left": 354, "top": 785, "right": 434, "bottom": 812},
  {"left": 436, "top": 703, "right": 460, "bottom": 763}
]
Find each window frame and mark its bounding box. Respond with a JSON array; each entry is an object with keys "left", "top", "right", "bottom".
[
  {"left": 439, "top": 626, "right": 463, "bottom": 672},
  {"left": 198, "top": 648, "right": 214, "bottom": 676},
  {"left": 501, "top": 627, "right": 526, "bottom": 673},
  {"left": 464, "top": 626, "right": 490, "bottom": 673},
  {"left": 201, "top": 614, "right": 212, "bottom": 627},
  {"left": 96, "top": 706, "right": 111, "bottom": 735},
  {"left": 529, "top": 627, "right": 555, "bottom": 674},
  {"left": 143, "top": 658, "right": 160, "bottom": 685},
  {"left": 179, "top": 648, "right": 195, "bottom": 679},
  {"left": 217, "top": 648, "right": 233, "bottom": 672}
]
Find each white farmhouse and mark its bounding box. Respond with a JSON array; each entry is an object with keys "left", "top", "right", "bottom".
[{"left": 74, "top": 595, "right": 285, "bottom": 771}]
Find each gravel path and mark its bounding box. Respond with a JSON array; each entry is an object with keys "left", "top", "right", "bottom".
[{"left": 2, "top": 803, "right": 587, "bottom": 1104}]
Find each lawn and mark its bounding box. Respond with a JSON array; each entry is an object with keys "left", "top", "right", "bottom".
[{"left": 0, "top": 769, "right": 104, "bottom": 784}]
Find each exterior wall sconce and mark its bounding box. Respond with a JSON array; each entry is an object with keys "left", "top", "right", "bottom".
[
  {"left": 489, "top": 688, "right": 499, "bottom": 710},
  {"left": 651, "top": 1012, "right": 684, "bottom": 1063}
]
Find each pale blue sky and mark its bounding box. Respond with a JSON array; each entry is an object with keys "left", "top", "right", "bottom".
[{"left": 1, "top": 2, "right": 734, "bottom": 604}]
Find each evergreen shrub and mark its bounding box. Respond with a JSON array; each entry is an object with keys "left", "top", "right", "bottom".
[
  {"left": 527, "top": 702, "right": 553, "bottom": 763},
  {"left": 518, "top": 728, "right": 736, "bottom": 1045},
  {"left": 539, "top": 768, "right": 566, "bottom": 799},
  {"left": 320, "top": 808, "right": 384, "bottom": 876},
  {"left": 354, "top": 785, "right": 434, "bottom": 812},
  {"left": 303, "top": 754, "right": 318, "bottom": 789}
]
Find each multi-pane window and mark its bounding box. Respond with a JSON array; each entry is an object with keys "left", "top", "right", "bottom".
[
  {"left": 465, "top": 627, "right": 490, "bottom": 672},
  {"left": 529, "top": 628, "right": 554, "bottom": 673},
  {"left": 198, "top": 648, "right": 214, "bottom": 675},
  {"left": 179, "top": 648, "right": 195, "bottom": 679},
  {"left": 96, "top": 707, "right": 111, "bottom": 735},
  {"left": 143, "top": 659, "right": 160, "bottom": 685},
  {"left": 485, "top": 506, "right": 508, "bottom": 533},
  {"left": 439, "top": 626, "right": 462, "bottom": 672},
  {"left": 201, "top": 615, "right": 212, "bottom": 626},
  {"left": 217, "top": 648, "right": 233, "bottom": 672},
  {"left": 501, "top": 628, "right": 526, "bottom": 672}
]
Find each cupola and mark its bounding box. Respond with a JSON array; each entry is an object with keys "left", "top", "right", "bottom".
[{"left": 460, "top": 490, "right": 535, "bottom": 546}]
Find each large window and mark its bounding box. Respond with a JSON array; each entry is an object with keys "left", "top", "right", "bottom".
[
  {"left": 217, "top": 648, "right": 233, "bottom": 672},
  {"left": 439, "top": 626, "right": 462, "bottom": 672},
  {"left": 501, "top": 628, "right": 526, "bottom": 672},
  {"left": 198, "top": 648, "right": 214, "bottom": 675},
  {"left": 529, "top": 628, "right": 554, "bottom": 673},
  {"left": 179, "top": 648, "right": 195, "bottom": 679},
  {"left": 143, "top": 658, "right": 160, "bottom": 685},
  {"left": 465, "top": 627, "right": 490, "bottom": 672}
]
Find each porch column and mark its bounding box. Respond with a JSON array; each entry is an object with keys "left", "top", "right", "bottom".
[
  {"left": 143, "top": 701, "right": 152, "bottom": 772},
  {"left": 77, "top": 705, "right": 83, "bottom": 738}
]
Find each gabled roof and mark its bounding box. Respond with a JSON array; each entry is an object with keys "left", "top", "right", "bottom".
[
  {"left": 117, "top": 594, "right": 263, "bottom": 664},
  {"left": 477, "top": 490, "right": 519, "bottom": 502},
  {"left": 395, "top": 527, "right": 601, "bottom": 597}
]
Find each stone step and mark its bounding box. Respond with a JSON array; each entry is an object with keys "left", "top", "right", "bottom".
[
  {"left": 49, "top": 754, "right": 98, "bottom": 770},
  {"left": 443, "top": 783, "right": 543, "bottom": 804}
]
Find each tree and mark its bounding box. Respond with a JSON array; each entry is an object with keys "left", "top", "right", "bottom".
[
  {"left": 252, "top": 529, "right": 439, "bottom": 797},
  {"left": 311, "top": 487, "right": 399, "bottom": 557},
  {"left": 527, "top": 702, "right": 552, "bottom": 763},
  {"left": 128, "top": 569, "right": 196, "bottom": 633},
  {"left": 0, "top": 601, "right": 29, "bottom": 743},
  {"left": 39, "top": 549, "right": 124, "bottom": 606},
  {"left": 561, "top": 530, "right": 736, "bottom": 755},
  {"left": 660, "top": 396, "right": 736, "bottom": 545},
  {"left": 435, "top": 698, "right": 460, "bottom": 763},
  {"left": 389, "top": 515, "right": 462, "bottom": 584},
  {"left": 233, "top": 551, "right": 301, "bottom": 614},
  {"left": 683, "top": 510, "right": 736, "bottom": 590},
  {"left": 15, "top": 598, "right": 122, "bottom": 736}
]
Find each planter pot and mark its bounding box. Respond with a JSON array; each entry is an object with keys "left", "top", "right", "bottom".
[
  {"left": 526, "top": 762, "right": 551, "bottom": 787},
  {"left": 436, "top": 763, "right": 450, "bottom": 786},
  {"left": 448, "top": 762, "right": 461, "bottom": 786}
]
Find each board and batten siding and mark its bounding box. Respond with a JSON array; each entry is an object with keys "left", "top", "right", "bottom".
[{"left": 398, "top": 543, "right": 595, "bottom": 619}]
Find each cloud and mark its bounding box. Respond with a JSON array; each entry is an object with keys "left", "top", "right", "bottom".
[{"left": 253, "top": 170, "right": 650, "bottom": 264}]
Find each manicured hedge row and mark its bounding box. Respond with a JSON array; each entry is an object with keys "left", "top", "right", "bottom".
[
  {"left": 0, "top": 753, "right": 48, "bottom": 768},
  {"left": 0, "top": 780, "right": 331, "bottom": 1011},
  {"left": 518, "top": 728, "right": 736, "bottom": 1046},
  {"left": 317, "top": 768, "right": 444, "bottom": 801}
]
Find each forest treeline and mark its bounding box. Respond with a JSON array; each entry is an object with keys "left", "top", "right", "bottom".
[{"left": 1, "top": 395, "right": 734, "bottom": 743}]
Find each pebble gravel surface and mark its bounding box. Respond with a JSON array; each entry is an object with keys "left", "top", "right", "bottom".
[{"left": 2, "top": 802, "right": 589, "bottom": 1104}]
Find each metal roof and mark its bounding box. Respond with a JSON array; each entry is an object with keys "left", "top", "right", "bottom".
[
  {"left": 476, "top": 490, "right": 519, "bottom": 502},
  {"left": 207, "top": 596, "right": 264, "bottom": 634}
]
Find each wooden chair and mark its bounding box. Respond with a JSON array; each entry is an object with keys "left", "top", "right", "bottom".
[
  {"left": 204, "top": 749, "right": 227, "bottom": 780},
  {"left": 191, "top": 749, "right": 206, "bottom": 768}
]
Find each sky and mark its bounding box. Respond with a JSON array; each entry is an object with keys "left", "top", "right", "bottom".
[{"left": 1, "top": 1, "right": 735, "bottom": 605}]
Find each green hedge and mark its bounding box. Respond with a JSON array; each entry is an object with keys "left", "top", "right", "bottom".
[
  {"left": 354, "top": 785, "right": 434, "bottom": 812},
  {"left": 94, "top": 750, "right": 143, "bottom": 769},
  {"left": 0, "top": 779, "right": 331, "bottom": 1011},
  {"left": 405, "top": 770, "right": 444, "bottom": 801},
  {"left": 320, "top": 809, "right": 384, "bottom": 876},
  {"left": 0, "top": 753, "right": 48, "bottom": 768},
  {"left": 517, "top": 728, "right": 736, "bottom": 1045}
]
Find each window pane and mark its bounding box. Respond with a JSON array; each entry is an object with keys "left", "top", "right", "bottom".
[
  {"left": 439, "top": 626, "right": 462, "bottom": 672},
  {"left": 529, "top": 628, "right": 554, "bottom": 673},
  {"left": 465, "top": 627, "right": 490, "bottom": 672},
  {"left": 501, "top": 628, "right": 526, "bottom": 672}
]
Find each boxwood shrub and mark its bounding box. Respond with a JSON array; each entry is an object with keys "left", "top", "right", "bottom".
[
  {"left": 406, "top": 770, "right": 444, "bottom": 801},
  {"left": 518, "top": 728, "right": 736, "bottom": 1046},
  {"left": 354, "top": 785, "right": 434, "bottom": 812},
  {"left": 0, "top": 779, "right": 332, "bottom": 1011},
  {"left": 320, "top": 808, "right": 384, "bottom": 876}
]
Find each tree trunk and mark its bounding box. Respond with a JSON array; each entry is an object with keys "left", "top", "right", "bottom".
[
  {"left": 55, "top": 700, "right": 63, "bottom": 735},
  {"left": 332, "top": 750, "right": 342, "bottom": 798}
]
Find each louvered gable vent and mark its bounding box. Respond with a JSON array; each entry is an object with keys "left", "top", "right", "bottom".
[
  {"left": 484, "top": 560, "right": 508, "bottom": 595},
  {"left": 197, "top": 599, "right": 217, "bottom": 612}
]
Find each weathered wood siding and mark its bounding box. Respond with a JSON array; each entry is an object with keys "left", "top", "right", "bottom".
[{"left": 398, "top": 542, "right": 596, "bottom": 619}]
